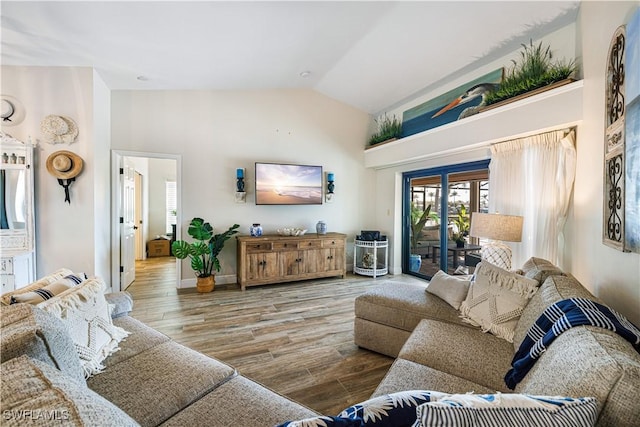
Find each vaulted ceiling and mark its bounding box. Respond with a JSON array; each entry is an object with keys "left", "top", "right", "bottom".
[{"left": 1, "top": 1, "right": 580, "bottom": 114}]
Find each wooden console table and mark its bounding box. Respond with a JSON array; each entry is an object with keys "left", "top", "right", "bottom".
[{"left": 236, "top": 233, "right": 346, "bottom": 290}]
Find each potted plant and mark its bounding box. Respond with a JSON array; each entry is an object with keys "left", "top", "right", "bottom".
[
  {"left": 172, "top": 217, "right": 240, "bottom": 293},
  {"left": 368, "top": 113, "right": 403, "bottom": 146},
  {"left": 409, "top": 203, "right": 438, "bottom": 272},
  {"left": 451, "top": 204, "right": 470, "bottom": 248}
]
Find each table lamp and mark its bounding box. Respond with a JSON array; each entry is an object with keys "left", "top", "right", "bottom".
[{"left": 469, "top": 212, "right": 523, "bottom": 270}]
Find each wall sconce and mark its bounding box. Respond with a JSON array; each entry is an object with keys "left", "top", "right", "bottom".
[
  {"left": 326, "top": 172, "right": 335, "bottom": 203},
  {"left": 235, "top": 168, "right": 246, "bottom": 203}
]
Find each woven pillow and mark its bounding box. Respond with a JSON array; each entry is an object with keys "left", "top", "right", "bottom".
[
  {"left": 460, "top": 262, "right": 538, "bottom": 342},
  {"left": 415, "top": 393, "right": 597, "bottom": 427},
  {"left": 10, "top": 273, "right": 87, "bottom": 305},
  {"left": 521, "top": 257, "right": 565, "bottom": 284},
  {"left": 1, "top": 355, "right": 139, "bottom": 427},
  {"left": 426, "top": 270, "right": 471, "bottom": 310},
  {"left": 0, "top": 268, "right": 73, "bottom": 306},
  {"left": 37, "top": 277, "right": 130, "bottom": 378}
]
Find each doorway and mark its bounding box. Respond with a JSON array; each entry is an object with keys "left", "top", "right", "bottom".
[
  {"left": 111, "top": 151, "right": 181, "bottom": 292},
  {"left": 403, "top": 160, "right": 490, "bottom": 278}
]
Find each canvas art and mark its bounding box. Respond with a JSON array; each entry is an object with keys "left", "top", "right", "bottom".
[
  {"left": 401, "top": 69, "right": 503, "bottom": 138},
  {"left": 625, "top": 8, "right": 640, "bottom": 253}
]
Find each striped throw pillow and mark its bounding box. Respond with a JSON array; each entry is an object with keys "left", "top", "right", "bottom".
[
  {"left": 415, "top": 393, "right": 597, "bottom": 427},
  {"left": 10, "top": 274, "right": 87, "bottom": 305}
]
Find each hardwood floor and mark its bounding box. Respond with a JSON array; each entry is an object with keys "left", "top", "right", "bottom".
[{"left": 127, "top": 257, "right": 424, "bottom": 415}]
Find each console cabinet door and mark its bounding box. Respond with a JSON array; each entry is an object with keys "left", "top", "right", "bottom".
[{"left": 247, "top": 252, "right": 278, "bottom": 281}]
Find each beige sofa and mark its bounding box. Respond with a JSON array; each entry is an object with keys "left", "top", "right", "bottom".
[
  {"left": 1, "top": 294, "right": 318, "bottom": 427},
  {"left": 354, "top": 258, "right": 640, "bottom": 427}
]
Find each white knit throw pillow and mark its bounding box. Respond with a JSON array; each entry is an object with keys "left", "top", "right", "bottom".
[
  {"left": 460, "top": 262, "right": 538, "bottom": 342},
  {"left": 38, "top": 277, "right": 130, "bottom": 378}
]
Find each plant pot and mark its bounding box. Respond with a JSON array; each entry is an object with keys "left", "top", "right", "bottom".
[
  {"left": 456, "top": 240, "right": 465, "bottom": 248},
  {"left": 196, "top": 275, "right": 215, "bottom": 293},
  {"left": 409, "top": 254, "right": 422, "bottom": 272}
]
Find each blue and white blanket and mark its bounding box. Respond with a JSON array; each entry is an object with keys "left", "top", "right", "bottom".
[{"left": 505, "top": 298, "right": 640, "bottom": 390}]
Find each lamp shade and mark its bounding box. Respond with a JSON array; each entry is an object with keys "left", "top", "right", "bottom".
[{"left": 470, "top": 212, "right": 523, "bottom": 242}]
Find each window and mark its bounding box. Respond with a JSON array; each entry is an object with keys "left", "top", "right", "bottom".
[{"left": 166, "top": 181, "right": 176, "bottom": 235}]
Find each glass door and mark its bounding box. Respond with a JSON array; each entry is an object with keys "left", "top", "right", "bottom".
[{"left": 403, "top": 160, "right": 490, "bottom": 278}]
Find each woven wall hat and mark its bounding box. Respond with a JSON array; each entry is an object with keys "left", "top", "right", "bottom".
[
  {"left": 41, "top": 115, "right": 79, "bottom": 144},
  {"left": 46, "top": 150, "right": 83, "bottom": 179},
  {"left": 1, "top": 95, "right": 26, "bottom": 126}
]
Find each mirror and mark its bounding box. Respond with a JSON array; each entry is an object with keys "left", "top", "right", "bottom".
[{"left": 1, "top": 169, "right": 27, "bottom": 230}]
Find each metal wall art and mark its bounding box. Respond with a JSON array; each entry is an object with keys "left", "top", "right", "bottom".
[
  {"left": 604, "top": 10, "right": 640, "bottom": 254},
  {"left": 604, "top": 25, "right": 626, "bottom": 251}
]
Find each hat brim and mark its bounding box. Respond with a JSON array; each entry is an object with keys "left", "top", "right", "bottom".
[
  {"left": 0, "top": 95, "right": 26, "bottom": 127},
  {"left": 46, "top": 150, "right": 84, "bottom": 179}
]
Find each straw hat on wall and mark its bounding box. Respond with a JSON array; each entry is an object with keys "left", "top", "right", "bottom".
[
  {"left": 41, "top": 115, "right": 79, "bottom": 144},
  {"left": 46, "top": 151, "right": 83, "bottom": 179}
]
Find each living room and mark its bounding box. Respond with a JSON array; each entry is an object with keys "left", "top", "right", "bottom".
[
  {"left": 2, "top": 1, "right": 637, "bottom": 325},
  {"left": 2, "top": 1, "right": 640, "bottom": 426}
]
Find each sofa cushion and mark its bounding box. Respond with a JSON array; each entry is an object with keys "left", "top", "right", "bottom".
[
  {"left": 513, "top": 275, "right": 597, "bottom": 350},
  {"left": 103, "top": 315, "right": 171, "bottom": 368},
  {"left": 373, "top": 359, "right": 494, "bottom": 398},
  {"left": 425, "top": 270, "right": 471, "bottom": 310},
  {"left": 105, "top": 291, "right": 134, "bottom": 318},
  {"left": 0, "top": 303, "right": 85, "bottom": 385},
  {"left": 460, "top": 262, "right": 538, "bottom": 342},
  {"left": 160, "top": 375, "right": 318, "bottom": 427},
  {"left": 520, "top": 257, "right": 566, "bottom": 283},
  {"left": 515, "top": 326, "right": 640, "bottom": 427},
  {"left": 399, "top": 319, "right": 513, "bottom": 392},
  {"left": 0, "top": 268, "right": 73, "bottom": 306},
  {"left": 37, "top": 277, "right": 130, "bottom": 378},
  {"left": 355, "top": 282, "right": 470, "bottom": 333},
  {"left": 88, "top": 340, "right": 237, "bottom": 427},
  {"left": 415, "top": 393, "right": 597, "bottom": 427},
  {"left": 1, "top": 355, "right": 139, "bottom": 427}
]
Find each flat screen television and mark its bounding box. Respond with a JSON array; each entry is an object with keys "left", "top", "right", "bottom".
[{"left": 255, "top": 162, "right": 323, "bottom": 205}]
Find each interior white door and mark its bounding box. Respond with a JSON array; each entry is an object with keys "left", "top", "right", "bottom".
[
  {"left": 134, "top": 172, "right": 144, "bottom": 260},
  {"left": 121, "top": 158, "right": 136, "bottom": 289}
]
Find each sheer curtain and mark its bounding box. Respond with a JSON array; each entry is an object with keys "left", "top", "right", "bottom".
[{"left": 489, "top": 129, "right": 576, "bottom": 268}]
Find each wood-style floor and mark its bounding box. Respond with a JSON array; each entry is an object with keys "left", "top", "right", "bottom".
[{"left": 127, "top": 257, "right": 425, "bottom": 416}]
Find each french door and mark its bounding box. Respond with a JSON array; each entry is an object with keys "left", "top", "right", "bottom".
[{"left": 403, "top": 160, "right": 490, "bottom": 278}]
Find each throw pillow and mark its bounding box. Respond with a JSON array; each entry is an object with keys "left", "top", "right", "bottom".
[
  {"left": 276, "top": 417, "right": 361, "bottom": 427},
  {"left": 0, "top": 268, "right": 73, "bottom": 306},
  {"left": 460, "top": 262, "right": 538, "bottom": 342},
  {"left": 37, "top": 277, "right": 130, "bottom": 378},
  {"left": 1, "top": 355, "right": 140, "bottom": 427},
  {"left": 338, "top": 390, "right": 445, "bottom": 426},
  {"left": 425, "top": 270, "right": 471, "bottom": 310},
  {"left": 415, "top": 393, "right": 597, "bottom": 427},
  {"left": 521, "top": 257, "right": 566, "bottom": 284},
  {"left": 10, "top": 273, "right": 87, "bottom": 305}
]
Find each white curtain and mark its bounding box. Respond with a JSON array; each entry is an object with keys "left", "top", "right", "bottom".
[{"left": 489, "top": 129, "right": 576, "bottom": 268}]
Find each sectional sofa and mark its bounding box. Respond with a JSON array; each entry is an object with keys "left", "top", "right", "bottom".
[
  {"left": 355, "top": 258, "right": 640, "bottom": 426},
  {"left": 1, "top": 258, "right": 639, "bottom": 426}
]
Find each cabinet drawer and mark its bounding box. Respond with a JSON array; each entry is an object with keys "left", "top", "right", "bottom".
[
  {"left": 322, "top": 238, "right": 345, "bottom": 248},
  {"left": 297, "top": 240, "right": 322, "bottom": 249},
  {"left": 1, "top": 275, "right": 15, "bottom": 293},
  {"left": 1, "top": 258, "right": 14, "bottom": 274},
  {"left": 245, "top": 242, "right": 272, "bottom": 252},
  {"left": 273, "top": 242, "right": 297, "bottom": 250}
]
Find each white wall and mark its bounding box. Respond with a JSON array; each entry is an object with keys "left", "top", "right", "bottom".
[
  {"left": 111, "top": 89, "right": 373, "bottom": 282},
  {"left": 1, "top": 66, "right": 109, "bottom": 279},
  {"left": 566, "top": 2, "right": 640, "bottom": 325}
]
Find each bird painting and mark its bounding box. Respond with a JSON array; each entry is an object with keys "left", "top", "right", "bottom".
[
  {"left": 400, "top": 68, "right": 503, "bottom": 138},
  {"left": 431, "top": 83, "right": 500, "bottom": 120}
]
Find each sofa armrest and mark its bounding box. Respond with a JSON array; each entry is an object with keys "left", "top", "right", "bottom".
[{"left": 105, "top": 292, "right": 133, "bottom": 318}]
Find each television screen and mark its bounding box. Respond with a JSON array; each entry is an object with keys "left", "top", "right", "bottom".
[{"left": 255, "top": 162, "right": 323, "bottom": 205}]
